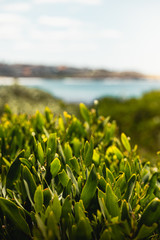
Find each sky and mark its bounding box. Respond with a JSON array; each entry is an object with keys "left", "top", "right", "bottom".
[{"left": 0, "top": 0, "right": 160, "bottom": 74}]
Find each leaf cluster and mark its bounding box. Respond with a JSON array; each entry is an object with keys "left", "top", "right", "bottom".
[{"left": 0, "top": 104, "right": 160, "bottom": 239}]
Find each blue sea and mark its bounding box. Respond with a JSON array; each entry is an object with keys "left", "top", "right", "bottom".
[{"left": 1, "top": 77, "right": 160, "bottom": 103}]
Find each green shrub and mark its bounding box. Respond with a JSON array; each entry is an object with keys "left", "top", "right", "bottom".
[
  {"left": 98, "top": 91, "right": 160, "bottom": 161},
  {"left": 0, "top": 104, "right": 160, "bottom": 239}
]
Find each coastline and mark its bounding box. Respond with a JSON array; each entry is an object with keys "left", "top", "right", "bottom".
[{"left": 0, "top": 75, "right": 160, "bottom": 81}]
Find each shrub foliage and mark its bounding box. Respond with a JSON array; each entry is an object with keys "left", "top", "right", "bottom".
[{"left": 0, "top": 104, "right": 160, "bottom": 239}]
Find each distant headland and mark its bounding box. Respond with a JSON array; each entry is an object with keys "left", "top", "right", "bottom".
[{"left": 0, "top": 63, "right": 159, "bottom": 80}]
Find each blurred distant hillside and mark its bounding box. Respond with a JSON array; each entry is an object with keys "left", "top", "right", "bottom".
[
  {"left": 0, "top": 85, "right": 78, "bottom": 116},
  {"left": 0, "top": 63, "right": 146, "bottom": 79}
]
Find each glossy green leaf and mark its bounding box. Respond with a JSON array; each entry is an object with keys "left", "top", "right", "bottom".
[
  {"left": 98, "top": 190, "right": 111, "bottom": 221},
  {"left": 74, "top": 201, "right": 86, "bottom": 222},
  {"left": 66, "top": 164, "right": 79, "bottom": 195},
  {"left": 0, "top": 197, "right": 31, "bottom": 236},
  {"left": 51, "top": 194, "right": 62, "bottom": 223},
  {"left": 105, "top": 183, "right": 120, "bottom": 218},
  {"left": 58, "top": 169, "right": 70, "bottom": 187},
  {"left": 98, "top": 176, "right": 107, "bottom": 192},
  {"left": 93, "top": 149, "right": 100, "bottom": 166},
  {"left": 35, "top": 213, "right": 47, "bottom": 239},
  {"left": 62, "top": 195, "right": 72, "bottom": 218},
  {"left": 100, "top": 229, "right": 111, "bottom": 240},
  {"left": 20, "top": 157, "right": 32, "bottom": 170},
  {"left": 2, "top": 157, "right": 11, "bottom": 167},
  {"left": 124, "top": 161, "right": 131, "bottom": 181},
  {"left": 123, "top": 174, "right": 136, "bottom": 202},
  {"left": 22, "top": 165, "right": 37, "bottom": 200},
  {"left": 121, "top": 200, "right": 130, "bottom": 222},
  {"left": 115, "top": 173, "right": 126, "bottom": 193},
  {"left": 146, "top": 172, "right": 157, "bottom": 196},
  {"left": 110, "top": 224, "right": 124, "bottom": 240},
  {"left": 23, "top": 180, "right": 34, "bottom": 207},
  {"left": 64, "top": 142, "right": 73, "bottom": 163},
  {"left": 70, "top": 157, "right": 80, "bottom": 175},
  {"left": 81, "top": 164, "right": 97, "bottom": 208},
  {"left": 72, "top": 137, "right": 81, "bottom": 157},
  {"left": 136, "top": 223, "right": 157, "bottom": 240},
  {"left": 84, "top": 137, "right": 94, "bottom": 167},
  {"left": 76, "top": 217, "right": 92, "bottom": 240},
  {"left": 34, "top": 111, "right": 45, "bottom": 132},
  {"left": 106, "top": 168, "right": 114, "bottom": 184},
  {"left": 138, "top": 198, "right": 160, "bottom": 228},
  {"left": 47, "top": 133, "right": 57, "bottom": 161},
  {"left": 57, "top": 139, "right": 66, "bottom": 164},
  {"left": 34, "top": 185, "right": 43, "bottom": 213},
  {"left": 45, "top": 106, "right": 52, "bottom": 123},
  {"left": 37, "top": 142, "right": 44, "bottom": 165},
  {"left": 107, "top": 145, "right": 123, "bottom": 160},
  {"left": 58, "top": 116, "right": 65, "bottom": 132},
  {"left": 43, "top": 188, "right": 52, "bottom": 207},
  {"left": 6, "top": 150, "right": 24, "bottom": 189},
  {"left": 47, "top": 211, "right": 61, "bottom": 240},
  {"left": 50, "top": 157, "right": 61, "bottom": 178},
  {"left": 80, "top": 103, "right": 90, "bottom": 123},
  {"left": 121, "top": 133, "right": 131, "bottom": 152}
]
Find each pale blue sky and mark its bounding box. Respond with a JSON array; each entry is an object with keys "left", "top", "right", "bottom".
[{"left": 0, "top": 0, "right": 160, "bottom": 74}]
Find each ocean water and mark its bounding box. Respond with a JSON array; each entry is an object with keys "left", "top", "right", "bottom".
[{"left": 1, "top": 77, "right": 160, "bottom": 103}]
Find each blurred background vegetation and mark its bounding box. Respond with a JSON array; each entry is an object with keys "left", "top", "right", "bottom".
[
  {"left": 1, "top": 84, "right": 160, "bottom": 163},
  {"left": 0, "top": 85, "right": 78, "bottom": 116},
  {"left": 98, "top": 92, "right": 160, "bottom": 162}
]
